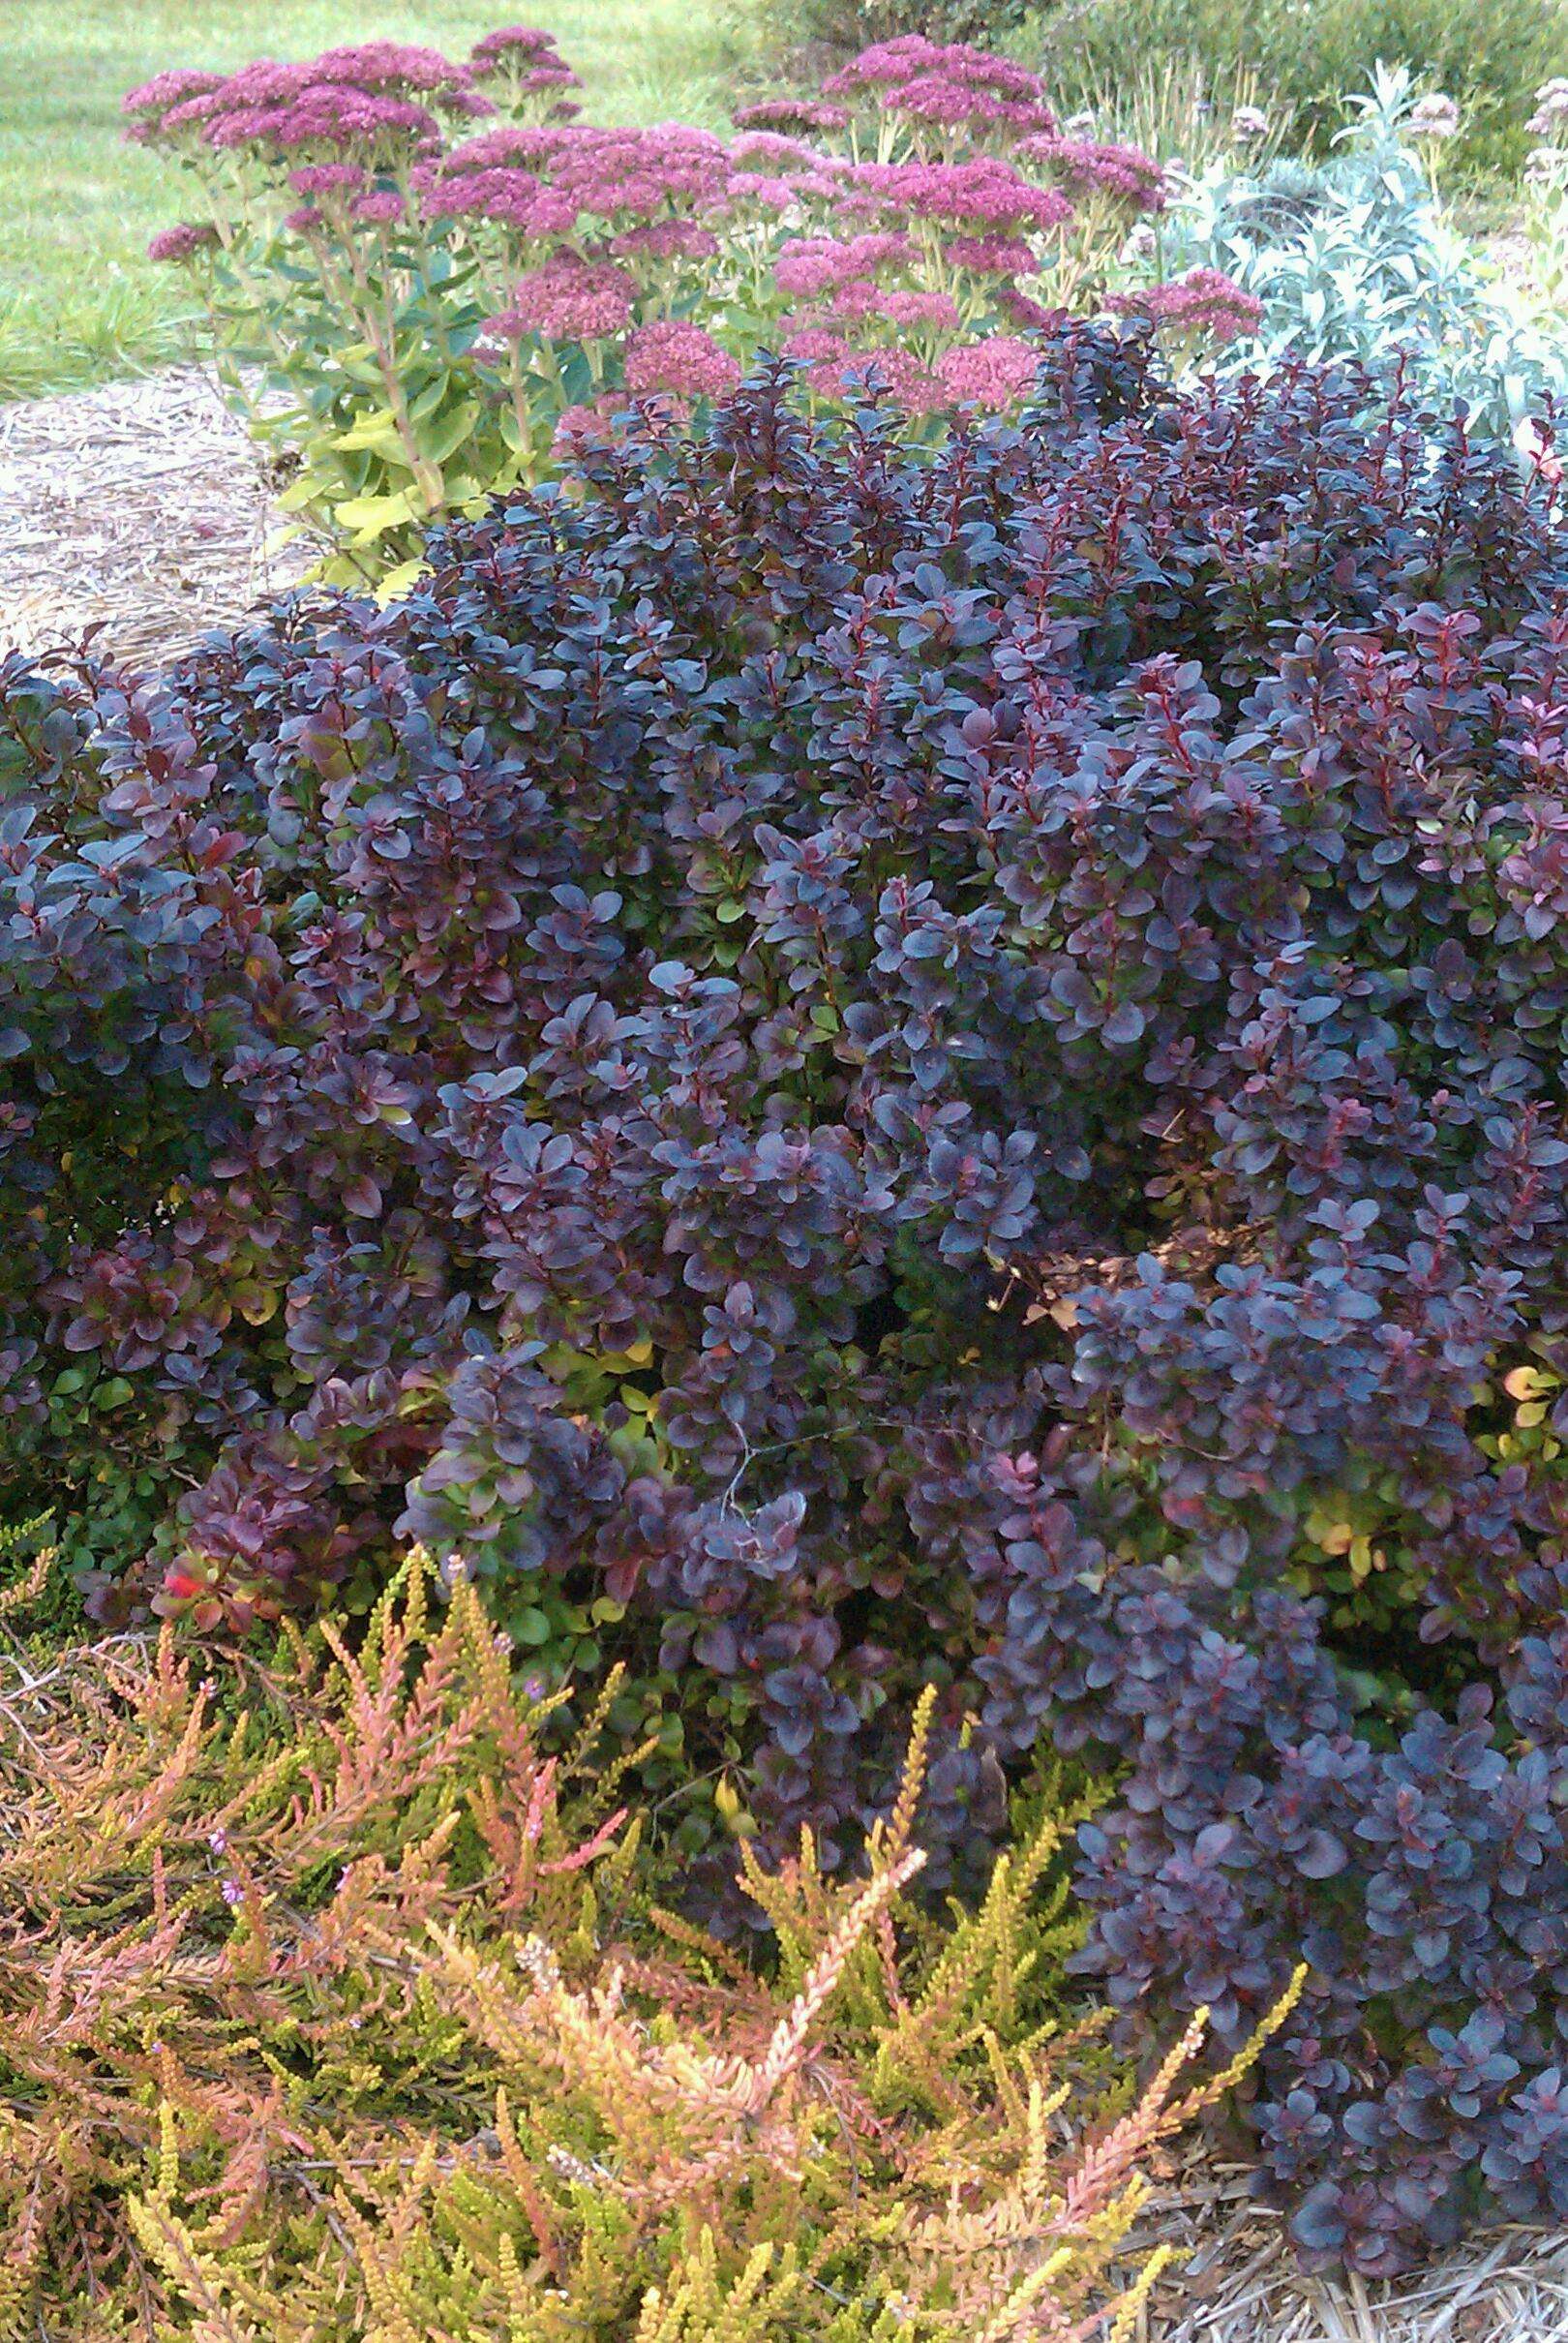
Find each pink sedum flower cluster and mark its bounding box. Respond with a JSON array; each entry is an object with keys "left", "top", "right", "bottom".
[
  {"left": 311, "top": 43, "right": 469, "bottom": 95},
  {"left": 469, "top": 25, "right": 563, "bottom": 63},
  {"left": 287, "top": 163, "right": 365, "bottom": 195},
  {"left": 488, "top": 257, "right": 635, "bottom": 342},
  {"left": 1109, "top": 265, "right": 1263, "bottom": 343},
  {"left": 623, "top": 320, "right": 743, "bottom": 400},
  {"left": 824, "top": 36, "right": 1047, "bottom": 108},
  {"left": 843, "top": 159, "right": 1074, "bottom": 235},
  {"left": 820, "top": 39, "right": 1060, "bottom": 145},
  {"left": 732, "top": 97, "right": 851, "bottom": 137},
  {"left": 933, "top": 335, "right": 1041, "bottom": 408},
  {"left": 123, "top": 68, "right": 227, "bottom": 122},
  {"left": 122, "top": 32, "right": 582, "bottom": 164},
  {"left": 204, "top": 86, "right": 445, "bottom": 160},
  {"left": 134, "top": 20, "right": 1243, "bottom": 555},
  {"left": 1016, "top": 135, "right": 1167, "bottom": 214},
  {"left": 146, "top": 220, "right": 221, "bottom": 263},
  {"left": 352, "top": 191, "right": 406, "bottom": 226},
  {"left": 774, "top": 233, "right": 914, "bottom": 296},
  {"left": 611, "top": 221, "right": 721, "bottom": 262}
]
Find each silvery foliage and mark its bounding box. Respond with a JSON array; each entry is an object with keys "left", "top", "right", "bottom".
[{"left": 1164, "top": 64, "right": 1568, "bottom": 445}]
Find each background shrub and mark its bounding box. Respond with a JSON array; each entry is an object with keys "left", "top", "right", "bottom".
[
  {"left": 9, "top": 336, "right": 1568, "bottom": 2264},
  {"left": 752, "top": 0, "right": 1034, "bottom": 69},
  {"left": 0, "top": 1555, "right": 1235, "bottom": 2341},
  {"left": 1156, "top": 68, "right": 1568, "bottom": 445},
  {"left": 1038, "top": 0, "right": 1568, "bottom": 179}
]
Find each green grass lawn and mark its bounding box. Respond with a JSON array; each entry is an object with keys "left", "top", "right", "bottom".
[{"left": 0, "top": 0, "right": 741, "bottom": 402}]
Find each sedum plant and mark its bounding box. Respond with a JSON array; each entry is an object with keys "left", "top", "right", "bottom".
[
  {"left": 0, "top": 1552, "right": 1283, "bottom": 2340},
  {"left": 129, "top": 29, "right": 1199, "bottom": 584},
  {"left": 752, "top": 0, "right": 1037, "bottom": 69}
]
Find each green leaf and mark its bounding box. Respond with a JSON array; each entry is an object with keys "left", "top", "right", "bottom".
[
  {"left": 407, "top": 373, "right": 453, "bottom": 422},
  {"left": 424, "top": 399, "right": 482, "bottom": 467},
  {"left": 331, "top": 408, "right": 405, "bottom": 456},
  {"left": 376, "top": 557, "right": 430, "bottom": 603},
  {"left": 334, "top": 488, "right": 418, "bottom": 538}
]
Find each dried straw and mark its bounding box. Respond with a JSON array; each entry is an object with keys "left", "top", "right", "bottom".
[
  {"left": 1132, "top": 2156, "right": 1568, "bottom": 2342},
  {"left": 0, "top": 367, "right": 318, "bottom": 668}
]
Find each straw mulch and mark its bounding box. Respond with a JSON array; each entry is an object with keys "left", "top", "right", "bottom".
[
  {"left": 0, "top": 368, "right": 317, "bottom": 670},
  {"left": 1138, "top": 2163, "right": 1568, "bottom": 2343}
]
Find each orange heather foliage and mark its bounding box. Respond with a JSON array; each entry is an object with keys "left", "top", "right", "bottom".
[{"left": 0, "top": 1549, "right": 1301, "bottom": 2339}]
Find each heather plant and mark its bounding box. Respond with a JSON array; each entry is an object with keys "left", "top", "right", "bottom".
[
  {"left": 11, "top": 336, "right": 1568, "bottom": 2264},
  {"left": 128, "top": 28, "right": 1193, "bottom": 580},
  {"left": 0, "top": 1556, "right": 1273, "bottom": 2340}
]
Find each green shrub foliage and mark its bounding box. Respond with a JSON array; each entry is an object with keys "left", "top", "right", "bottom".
[
  {"left": 6, "top": 335, "right": 1568, "bottom": 2265},
  {"left": 1042, "top": 0, "right": 1568, "bottom": 178},
  {"left": 1161, "top": 68, "right": 1568, "bottom": 444}
]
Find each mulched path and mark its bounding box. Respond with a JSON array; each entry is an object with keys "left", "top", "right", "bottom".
[{"left": 0, "top": 368, "right": 317, "bottom": 670}]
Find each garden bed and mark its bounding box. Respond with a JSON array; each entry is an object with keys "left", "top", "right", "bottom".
[{"left": 11, "top": 13, "right": 1568, "bottom": 2333}]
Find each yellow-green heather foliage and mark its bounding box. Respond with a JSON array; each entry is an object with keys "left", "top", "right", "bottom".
[{"left": 0, "top": 1549, "right": 1302, "bottom": 2340}]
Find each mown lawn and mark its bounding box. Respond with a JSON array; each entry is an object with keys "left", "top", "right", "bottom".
[{"left": 0, "top": 0, "right": 739, "bottom": 401}]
